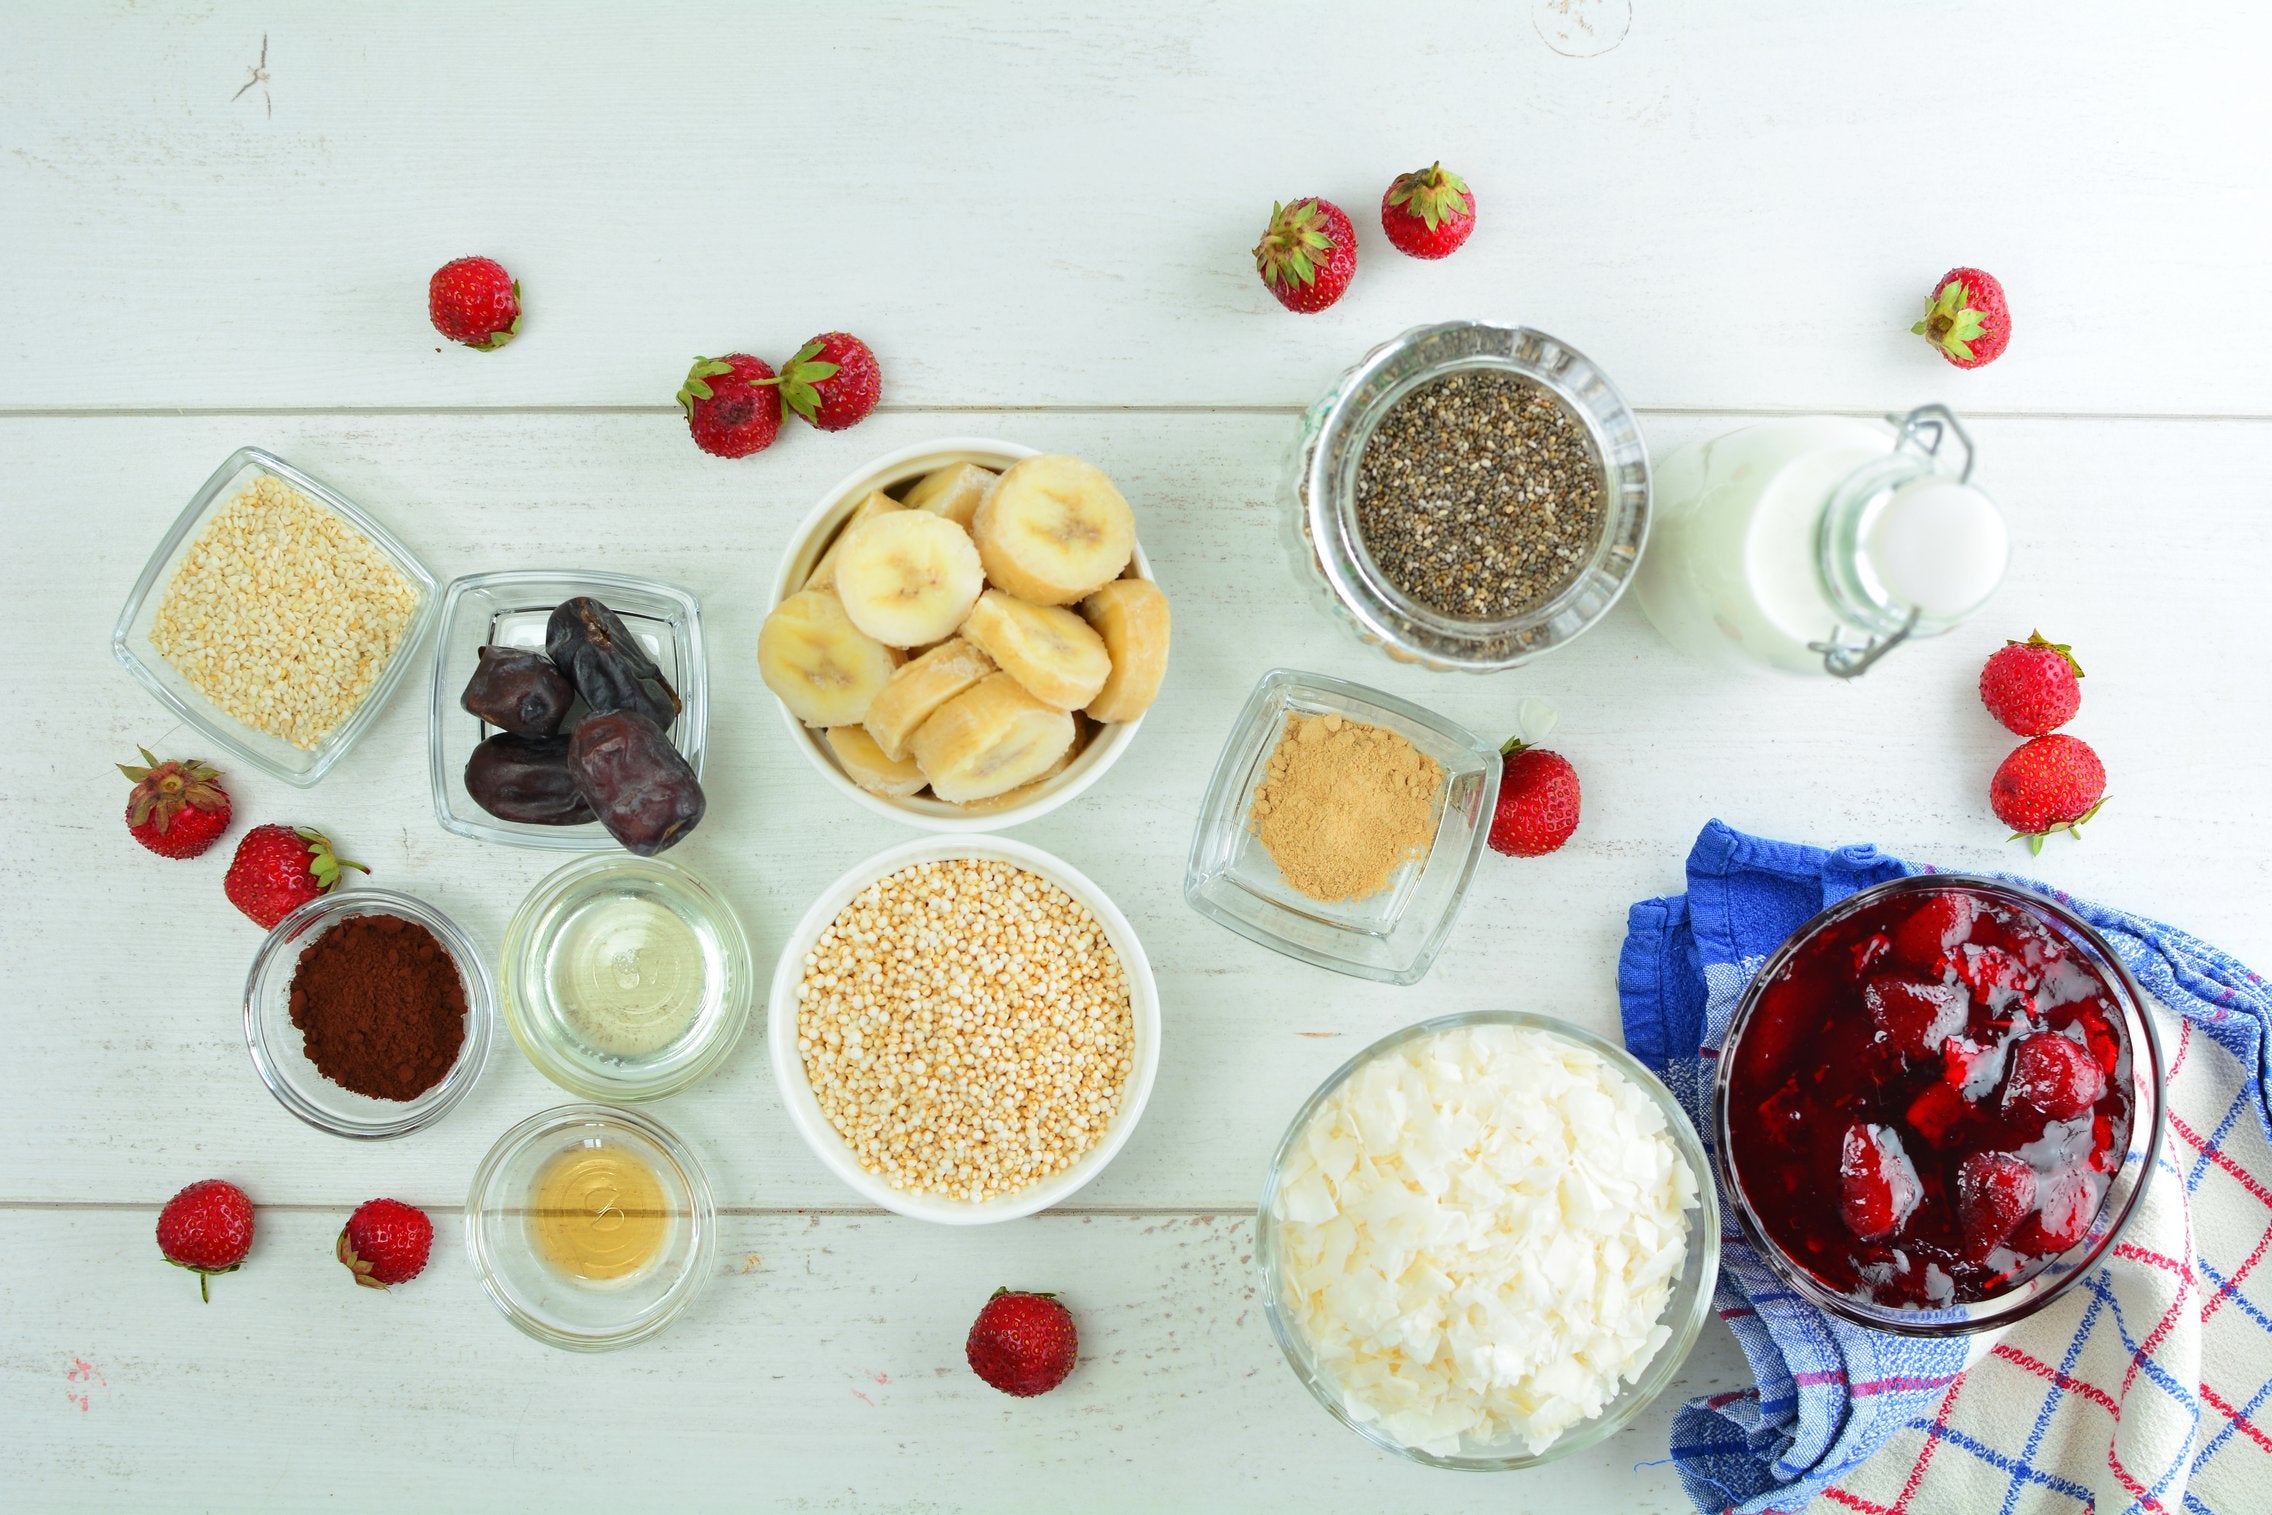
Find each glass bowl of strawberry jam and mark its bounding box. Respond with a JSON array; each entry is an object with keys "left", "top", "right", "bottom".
[{"left": 1717, "top": 875, "right": 2161, "bottom": 1335}]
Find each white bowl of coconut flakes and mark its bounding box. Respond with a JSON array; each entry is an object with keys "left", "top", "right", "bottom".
[{"left": 1256, "top": 1011, "right": 1718, "bottom": 1469}]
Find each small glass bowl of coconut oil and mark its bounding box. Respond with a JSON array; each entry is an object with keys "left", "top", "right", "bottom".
[{"left": 501, "top": 853, "right": 753, "bottom": 1101}]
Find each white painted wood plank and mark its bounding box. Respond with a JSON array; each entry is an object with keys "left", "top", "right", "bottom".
[
  {"left": 0, "top": 408, "right": 2265, "bottom": 1211},
  {"left": 0, "top": 1206, "right": 1748, "bottom": 1512},
  {"left": 3, "top": 1, "right": 2268, "bottom": 414}
]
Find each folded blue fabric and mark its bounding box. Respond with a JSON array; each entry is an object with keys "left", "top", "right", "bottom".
[{"left": 1618, "top": 819, "right": 2272, "bottom": 1514}]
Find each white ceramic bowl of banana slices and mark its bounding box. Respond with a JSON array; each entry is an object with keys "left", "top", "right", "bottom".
[{"left": 759, "top": 439, "right": 1171, "bottom": 831}]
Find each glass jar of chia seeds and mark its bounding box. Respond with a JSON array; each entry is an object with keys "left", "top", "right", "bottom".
[{"left": 1288, "top": 322, "right": 1651, "bottom": 672}]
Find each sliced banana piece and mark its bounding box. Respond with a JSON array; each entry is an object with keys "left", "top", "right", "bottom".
[
  {"left": 864, "top": 637, "right": 996, "bottom": 761},
  {"left": 1079, "top": 577, "right": 1172, "bottom": 723},
  {"left": 969, "top": 454, "right": 1136, "bottom": 606},
  {"left": 959, "top": 588, "right": 1111, "bottom": 710},
  {"left": 833, "top": 509, "right": 985, "bottom": 647},
  {"left": 804, "top": 490, "right": 905, "bottom": 590},
  {"left": 901, "top": 462, "right": 996, "bottom": 529},
  {"left": 910, "top": 672, "right": 1076, "bottom": 804},
  {"left": 758, "top": 588, "right": 902, "bottom": 728},
  {"left": 953, "top": 717, "right": 1091, "bottom": 814},
  {"left": 825, "top": 725, "right": 929, "bottom": 798}
]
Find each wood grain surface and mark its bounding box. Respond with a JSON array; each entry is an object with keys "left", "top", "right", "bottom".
[{"left": 3, "top": 2, "right": 2269, "bottom": 1511}]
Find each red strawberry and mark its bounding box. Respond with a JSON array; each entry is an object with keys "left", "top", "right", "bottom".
[
  {"left": 1837, "top": 1122, "right": 1922, "bottom": 1241},
  {"left": 1955, "top": 1150, "right": 2037, "bottom": 1260},
  {"left": 157, "top": 1179, "right": 254, "bottom": 1302},
  {"left": 1979, "top": 631, "right": 2082, "bottom": 736},
  {"left": 222, "top": 824, "right": 367, "bottom": 930},
  {"left": 337, "top": 1198, "right": 433, "bottom": 1289},
  {"left": 677, "top": 354, "right": 784, "bottom": 458},
  {"left": 1253, "top": 198, "right": 1357, "bottom": 314},
  {"left": 119, "top": 747, "right": 231, "bottom": 859},
  {"left": 1892, "top": 891, "right": 1976, "bottom": 969},
  {"left": 2017, "top": 1167, "right": 2103, "bottom": 1253},
  {"left": 1487, "top": 740, "right": 1581, "bottom": 857},
  {"left": 2005, "top": 1030, "right": 2106, "bottom": 1120},
  {"left": 770, "top": 332, "right": 881, "bottom": 432},
  {"left": 1864, "top": 976, "right": 1967, "bottom": 1060},
  {"left": 1913, "top": 266, "right": 2010, "bottom": 368},
  {"left": 428, "top": 256, "right": 521, "bottom": 350},
  {"left": 1380, "top": 161, "right": 1476, "bottom": 259},
  {"left": 1990, "top": 734, "right": 2108, "bottom": 853},
  {"left": 965, "top": 1288, "right": 1078, "bottom": 1397},
  {"left": 1905, "top": 1081, "right": 1972, "bottom": 1148}
]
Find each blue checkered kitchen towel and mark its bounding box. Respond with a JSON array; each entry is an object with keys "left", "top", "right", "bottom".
[{"left": 1620, "top": 821, "right": 2272, "bottom": 1515}]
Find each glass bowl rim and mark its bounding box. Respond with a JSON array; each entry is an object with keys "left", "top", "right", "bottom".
[
  {"left": 426, "top": 567, "right": 708, "bottom": 850},
  {"left": 1256, "top": 1008, "right": 1720, "bottom": 1470},
  {"left": 1181, "top": 666, "right": 1501, "bottom": 985},
  {"left": 1298, "top": 321, "right": 1652, "bottom": 672},
  {"left": 766, "top": 831, "right": 1162, "bottom": 1224},
  {"left": 499, "top": 850, "right": 754, "bottom": 1101},
  {"left": 1711, "top": 871, "right": 2166, "bottom": 1337},
  {"left": 461, "top": 1100, "right": 718, "bottom": 1352},
  {"left": 762, "top": 436, "right": 1150, "bottom": 833},
  {"left": 241, "top": 886, "right": 496, "bottom": 1140},
  {"left": 112, "top": 445, "right": 441, "bottom": 788}
]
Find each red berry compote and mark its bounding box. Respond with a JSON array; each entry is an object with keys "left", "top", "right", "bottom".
[{"left": 1724, "top": 883, "right": 2134, "bottom": 1310}]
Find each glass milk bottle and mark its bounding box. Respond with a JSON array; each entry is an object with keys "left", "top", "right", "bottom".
[{"left": 1635, "top": 405, "right": 2007, "bottom": 676}]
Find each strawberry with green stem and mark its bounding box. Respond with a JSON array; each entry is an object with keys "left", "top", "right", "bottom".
[
  {"left": 1913, "top": 267, "right": 2011, "bottom": 368},
  {"left": 767, "top": 332, "right": 881, "bottom": 432},
  {"left": 677, "top": 354, "right": 784, "bottom": 458},
  {"left": 1380, "top": 162, "right": 1476, "bottom": 259},
  {"left": 1253, "top": 198, "right": 1357, "bottom": 314}
]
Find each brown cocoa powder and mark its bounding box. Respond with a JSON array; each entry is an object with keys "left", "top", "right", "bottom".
[{"left": 288, "top": 914, "right": 468, "bottom": 1101}]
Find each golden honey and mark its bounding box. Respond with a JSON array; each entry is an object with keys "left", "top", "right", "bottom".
[{"left": 528, "top": 1143, "right": 669, "bottom": 1282}]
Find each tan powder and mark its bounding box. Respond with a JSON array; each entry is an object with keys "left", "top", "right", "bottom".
[{"left": 1249, "top": 713, "right": 1445, "bottom": 902}]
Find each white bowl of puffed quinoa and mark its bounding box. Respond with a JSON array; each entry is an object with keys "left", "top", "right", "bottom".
[{"left": 770, "top": 833, "right": 1161, "bottom": 1224}]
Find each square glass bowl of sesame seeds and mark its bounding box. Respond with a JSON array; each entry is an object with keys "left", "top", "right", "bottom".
[
  {"left": 112, "top": 448, "right": 440, "bottom": 786},
  {"left": 768, "top": 833, "right": 1161, "bottom": 1224},
  {"left": 1183, "top": 668, "right": 1500, "bottom": 986}
]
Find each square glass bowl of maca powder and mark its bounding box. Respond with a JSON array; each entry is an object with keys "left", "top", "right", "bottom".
[{"left": 1183, "top": 669, "right": 1500, "bottom": 984}]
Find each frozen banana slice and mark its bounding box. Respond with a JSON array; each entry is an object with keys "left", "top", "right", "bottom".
[
  {"left": 864, "top": 637, "right": 997, "bottom": 762},
  {"left": 953, "top": 717, "right": 1091, "bottom": 815},
  {"left": 1079, "top": 577, "right": 1172, "bottom": 723},
  {"left": 804, "top": 490, "right": 906, "bottom": 590},
  {"left": 825, "top": 725, "right": 930, "bottom": 799},
  {"left": 833, "top": 509, "right": 985, "bottom": 647},
  {"left": 757, "top": 588, "right": 902, "bottom": 728},
  {"left": 959, "top": 588, "right": 1111, "bottom": 711},
  {"left": 901, "top": 462, "right": 996, "bottom": 529},
  {"left": 910, "top": 672, "right": 1076, "bottom": 804},
  {"left": 969, "top": 454, "right": 1136, "bottom": 606}
]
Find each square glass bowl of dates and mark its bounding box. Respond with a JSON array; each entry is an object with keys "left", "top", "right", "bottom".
[
  {"left": 1717, "top": 876, "right": 2163, "bottom": 1334},
  {"left": 429, "top": 572, "right": 708, "bottom": 854},
  {"left": 759, "top": 441, "right": 1170, "bottom": 831}
]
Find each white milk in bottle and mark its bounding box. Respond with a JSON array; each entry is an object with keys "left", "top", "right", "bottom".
[{"left": 1636, "top": 405, "right": 2007, "bottom": 677}]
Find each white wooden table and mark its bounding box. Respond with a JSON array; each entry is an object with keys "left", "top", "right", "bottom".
[{"left": 5, "top": 5, "right": 2268, "bottom": 1510}]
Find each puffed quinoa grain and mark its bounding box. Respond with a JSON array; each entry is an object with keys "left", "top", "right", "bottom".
[
  {"left": 148, "top": 474, "right": 421, "bottom": 751},
  {"left": 796, "top": 857, "right": 1136, "bottom": 1203}
]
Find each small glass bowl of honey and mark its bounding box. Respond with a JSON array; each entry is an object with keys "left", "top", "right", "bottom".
[{"left": 464, "top": 1103, "right": 716, "bottom": 1351}]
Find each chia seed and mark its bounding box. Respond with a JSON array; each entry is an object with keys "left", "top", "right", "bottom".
[{"left": 1353, "top": 370, "right": 1607, "bottom": 621}]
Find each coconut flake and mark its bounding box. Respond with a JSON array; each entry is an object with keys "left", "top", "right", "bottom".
[{"left": 1271, "top": 1023, "right": 1698, "bottom": 1458}]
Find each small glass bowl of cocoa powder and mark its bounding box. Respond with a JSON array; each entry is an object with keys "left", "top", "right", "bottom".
[
  {"left": 243, "top": 889, "right": 495, "bottom": 1139},
  {"left": 1183, "top": 669, "right": 1500, "bottom": 985}
]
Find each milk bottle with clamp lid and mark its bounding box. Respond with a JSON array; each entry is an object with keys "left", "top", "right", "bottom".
[{"left": 1636, "top": 405, "right": 2007, "bottom": 677}]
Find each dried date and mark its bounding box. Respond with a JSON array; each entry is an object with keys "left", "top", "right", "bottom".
[
  {"left": 566, "top": 710, "right": 704, "bottom": 855},
  {"left": 464, "top": 733, "right": 595, "bottom": 826},
  {"left": 461, "top": 645, "right": 574, "bottom": 736},
  {"left": 545, "top": 597, "right": 680, "bottom": 730}
]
